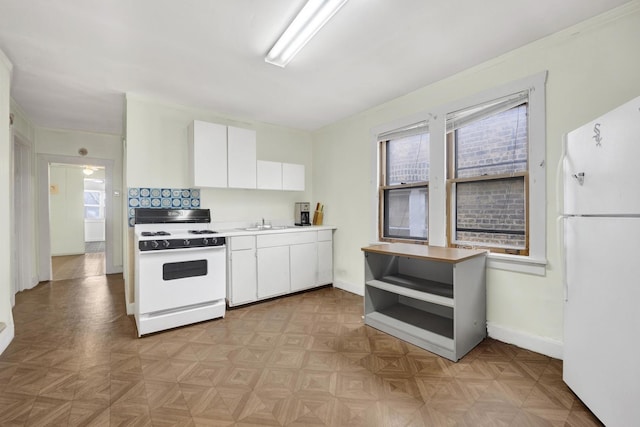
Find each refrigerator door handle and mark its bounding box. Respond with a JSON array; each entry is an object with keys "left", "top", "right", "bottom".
[
  {"left": 572, "top": 172, "right": 585, "bottom": 185},
  {"left": 559, "top": 216, "right": 568, "bottom": 302},
  {"left": 557, "top": 134, "right": 568, "bottom": 216}
]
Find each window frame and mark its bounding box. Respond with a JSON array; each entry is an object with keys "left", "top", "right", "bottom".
[
  {"left": 378, "top": 137, "right": 429, "bottom": 243},
  {"left": 84, "top": 189, "right": 105, "bottom": 220},
  {"left": 372, "top": 71, "right": 547, "bottom": 274},
  {"left": 376, "top": 120, "right": 431, "bottom": 245},
  {"left": 446, "top": 101, "right": 530, "bottom": 255}
]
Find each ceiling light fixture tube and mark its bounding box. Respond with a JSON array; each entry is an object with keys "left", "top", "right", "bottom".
[{"left": 265, "top": 0, "right": 349, "bottom": 68}]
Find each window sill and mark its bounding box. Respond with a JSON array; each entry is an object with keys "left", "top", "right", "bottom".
[{"left": 486, "top": 253, "right": 547, "bottom": 276}]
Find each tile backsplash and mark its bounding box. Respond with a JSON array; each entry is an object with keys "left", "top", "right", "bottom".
[{"left": 127, "top": 187, "right": 201, "bottom": 226}]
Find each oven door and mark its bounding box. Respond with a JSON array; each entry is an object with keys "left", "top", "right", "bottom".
[{"left": 136, "top": 246, "right": 226, "bottom": 314}]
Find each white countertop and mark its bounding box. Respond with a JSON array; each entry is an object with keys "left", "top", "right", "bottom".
[{"left": 213, "top": 224, "right": 336, "bottom": 238}]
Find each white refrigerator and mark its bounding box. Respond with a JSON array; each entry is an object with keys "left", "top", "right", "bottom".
[{"left": 562, "top": 95, "right": 640, "bottom": 426}]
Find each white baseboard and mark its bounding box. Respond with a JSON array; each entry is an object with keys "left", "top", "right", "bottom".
[
  {"left": 0, "top": 323, "right": 15, "bottom": 355},
  {"left": 106, "top": 265, "right": 124, "bottom": 275},
  {"left": 487, "top": 322, "right": 563, "bottom": 360},
  {"left": 333, "top": 280, "right": 363, "bottom": 296}
]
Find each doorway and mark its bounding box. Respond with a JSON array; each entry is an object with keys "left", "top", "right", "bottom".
[
  {"left": 37, "top": 154, "right": 115, "bottom": 282},
  {"left": 49, "top": 163, "right": 106, "bottom": 281}
]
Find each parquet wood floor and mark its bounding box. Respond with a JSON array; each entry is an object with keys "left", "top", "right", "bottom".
[
  {"left": 1, "top": 274, "right": 602, "bottom": 426},
  {"left": 51, "top": 252, "right": 105, "bottom": 281}
]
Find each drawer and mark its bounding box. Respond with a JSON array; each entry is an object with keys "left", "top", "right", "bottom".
[
  {"left": 257, "top": 231, "right": 316, "bottom": 248},
  {"left": 230, "top": 235, "right": 255, "bottom": 251},
  {"left": 318, "top": 229, "right": 332, "bottom": 242}
]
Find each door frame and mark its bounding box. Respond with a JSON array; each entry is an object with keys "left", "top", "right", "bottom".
[
  {"left": 37, "top": 154, "right": 115, "bottom": 281},
  {"left": 12, "top": 132, "right": 36, "bottom": 301}
]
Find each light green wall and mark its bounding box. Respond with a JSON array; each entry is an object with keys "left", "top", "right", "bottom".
[
  {"left": 125, "top": 95, "right": 314, "bottom": 222},
  {"left": 312, "top": 3, "right": 640, "bottom": 349},
  {"left": 0, "top": 49, "right": 13, "bottom": 348},
  {"left": 124, "top": 95, "right": 314, "bottom": 302}
]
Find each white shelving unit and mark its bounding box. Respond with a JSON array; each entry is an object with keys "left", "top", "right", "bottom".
[{"left": 362, "top": 243, "right": 487, "bottom": 362}]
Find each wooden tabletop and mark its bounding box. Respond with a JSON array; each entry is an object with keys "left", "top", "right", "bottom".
[{"left": 361, "top": 243, "right": 486, "bottom": 263}]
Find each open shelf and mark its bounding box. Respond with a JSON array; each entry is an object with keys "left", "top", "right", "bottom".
[
  {"left": 366, "top": 310, "right": 454, "bottom": 353},
  {"left": 362, "top": 244, "right": 486, "bottom": 362},
  {"left": 366, "top": 275, "right": 453, "bottom": 307}
]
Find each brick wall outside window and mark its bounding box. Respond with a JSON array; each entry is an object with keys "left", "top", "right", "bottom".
[{"left": 453, "top": 105, "right": 527, "bottom": 249}]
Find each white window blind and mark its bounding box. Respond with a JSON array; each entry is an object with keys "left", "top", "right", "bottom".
[
  {"left": 377, "top": 120, "right": 429, "bottom": 141},
  {"left": 446, "top": 91, "right": 528, "bottom": 132}
]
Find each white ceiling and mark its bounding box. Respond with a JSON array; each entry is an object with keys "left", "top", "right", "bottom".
[{"left": 0, "top": 0, "right": 630, "bottom": 135}]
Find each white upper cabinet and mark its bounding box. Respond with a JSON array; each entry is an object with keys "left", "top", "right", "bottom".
[
  {"left": 257, "top": 160, "right": 282, "bottom": 190},
  {"left": 188, "top": 120, "right": 228, "bottom": 188},
  {"left": 257, "top": 160, "right": 305, "bottom": 191},
  {"left": 189, "top": 120, "right": 303, "bottom": 191},
  {"left": 282, "top": 162, "right": 305, "bottom": 191},
  {"left": 188, "top": 121, "right": 256, "bottom": 189},
  {"left": 227, "top": 126, "right": 257, "bottom": 189}
]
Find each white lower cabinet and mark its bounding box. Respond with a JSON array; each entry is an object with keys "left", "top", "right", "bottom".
[
  {"left": 317, "top": 230, "right": 333, "bottom": 285},
  {"left": 227, "top": 228, "right": 334, "bottom": 307},
  {"left": 290, "top": 242, "right": 317, "bottom": 292},
  {"left": 257, "top": 246, "right": 290, "bottom": 299},
  {"left": 227, "top": 236, "right": 257, "bottom": 307}
]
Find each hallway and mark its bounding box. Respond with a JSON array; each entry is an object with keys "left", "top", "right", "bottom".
[{"left": 51, "top": 242, "right": 105, "bottom": 281}]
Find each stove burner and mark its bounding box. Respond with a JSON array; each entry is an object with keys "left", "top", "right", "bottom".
[
  {"left": 141, "top": 231, "right": 171, "bottom": 237},
  {"left": 189, "top": 230, "right": 217, "bottom": 235}
]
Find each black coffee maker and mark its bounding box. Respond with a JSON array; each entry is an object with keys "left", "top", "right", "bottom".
[{"left": 294, "top": 202, "right": 311, "bottom": 226}]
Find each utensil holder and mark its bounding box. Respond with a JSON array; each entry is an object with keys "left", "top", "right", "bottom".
[{"left": 313, "top": 210, "right": 323, "bottom": 225}]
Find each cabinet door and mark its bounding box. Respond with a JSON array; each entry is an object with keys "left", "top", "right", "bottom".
[
  {"left": 257, "top": 246, "right": 290, "bottom": 299},
  {"left": 257, "top": 160, "right": 282, "bottom": 190},
  {"left": 228, "top": 126, "right": 257, "bottom": 189},
  {"left": 317, "top": 240, "right": 333, "bottom": 285},
  {"left": 188, "top": 120, "right": 227, "bottom": 188},
  {"left": 229, "top": 249, "right": 257, "bottom": 306},
  {"left": 282, "top": 163, "right": 305, "bottom": 191},
  {"left": 290, "top": 242, "right": 317, "bottom": 292}
]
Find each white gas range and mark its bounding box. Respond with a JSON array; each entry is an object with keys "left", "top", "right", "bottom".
[{"left": 133, "top": 208, "right": 226, "bottom": 336}]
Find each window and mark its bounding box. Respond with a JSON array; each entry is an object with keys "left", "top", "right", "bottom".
[
  {"left": 84, "top": 190, "right": 105, "bottom": 220},
  {"left": 379, "top": 129, "right": 430, "bottom": 241},
  {"left": 373, "top": 71, "right": 547, "bottom": 270},
  {"left": 447, "top": 92, "right": 529, "bottom": 255}
]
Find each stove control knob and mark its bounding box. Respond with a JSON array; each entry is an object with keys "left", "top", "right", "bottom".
[
  {"left": 183, "top": 239, "right": 190, "bottom": 246},
  {"left": 150, "top": 240, "right": 158, "bottom": 249},
  {"left": 162, "top": 240, "right": 170, "bottom": 248},
  {"left": 202, "top": 238, "right": 209, "bottom": 245}
]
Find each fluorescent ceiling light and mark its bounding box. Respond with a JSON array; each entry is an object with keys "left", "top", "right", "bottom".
[{"left": 265, "top": 0, "right": 349, "bottom": 68}]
